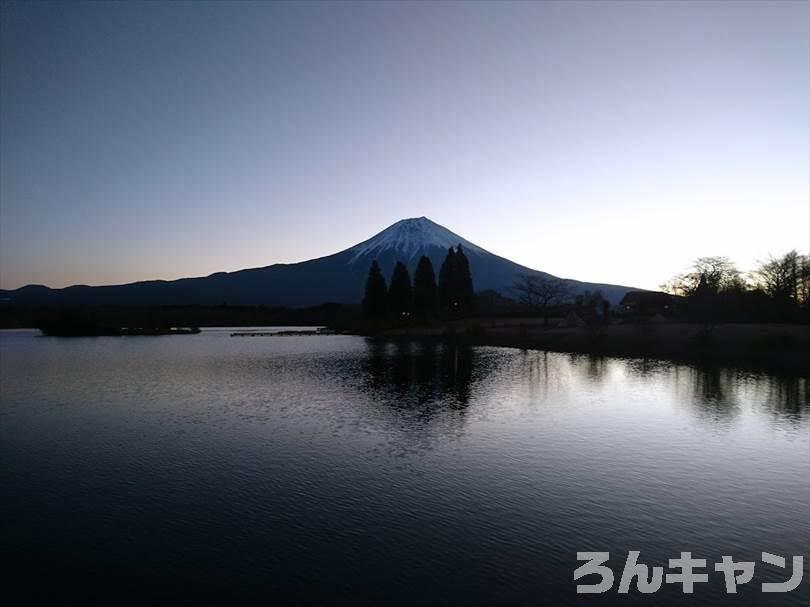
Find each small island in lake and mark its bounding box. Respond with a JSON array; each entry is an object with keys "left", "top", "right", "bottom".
[{"left": 37, "top": 317, "right": 200, "bottom": 337}]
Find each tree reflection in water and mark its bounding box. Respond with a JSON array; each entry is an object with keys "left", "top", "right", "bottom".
[
  {"left": 364, "top": 339, "right": 474, "bottom": 414},
  {"left": 360, "top": 339, "right": 807, "bottom": 431}
]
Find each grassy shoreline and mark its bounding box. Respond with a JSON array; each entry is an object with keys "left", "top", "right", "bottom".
[{"left": 368, "top": 319, "right": 810, "bottom": 375}]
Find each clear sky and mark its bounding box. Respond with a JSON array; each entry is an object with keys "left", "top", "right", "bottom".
[{"left": 1, "top": 0, "right": 808, "bottom": 291}]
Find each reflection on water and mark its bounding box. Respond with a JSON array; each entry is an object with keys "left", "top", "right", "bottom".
[
  {"left": 687, "top": 367, "right": 742, "bottom": 424},
  {"left": 765, "top": 375, "right": 809, "bottom": 418},
  {"left": 0, "top": 330, "right": 808, "bottom": 606},
  {"left": 358, "top": 339, "right": 806, "bottom": 429},
  {"left": 364, "top": 339, "right": 474, "bottom": 411}
]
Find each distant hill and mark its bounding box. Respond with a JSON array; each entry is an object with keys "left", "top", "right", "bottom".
[{"left": 0, "top": 217, "right": 639, "bottom": 307}]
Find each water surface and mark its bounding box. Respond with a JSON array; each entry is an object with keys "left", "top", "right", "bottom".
[{"left": 1, "top": 328, "right": 808, "bottom": 605}]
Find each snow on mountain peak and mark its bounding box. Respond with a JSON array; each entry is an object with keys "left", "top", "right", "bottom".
[{"left": 348, "top": 217, "right": 484, "bottom": 263}]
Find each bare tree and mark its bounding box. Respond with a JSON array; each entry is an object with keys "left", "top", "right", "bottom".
[
  {"left": 753, "top": 250, "right": 810, "bottom": 304},
  {"left": 662, "top": 257, "right": 743, "bottom": 297},
  {"left": 800, "top": 255, "right": 810, "bottom": 306},
  {"left": 662, "top": 257, "right": 745, "bottom": 334},
  {"left": 510, "top": 274, "right": 571, "bottom": 326}
]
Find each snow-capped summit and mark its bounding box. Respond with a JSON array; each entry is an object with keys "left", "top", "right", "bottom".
[
  {"left": 0, "top": 216, "right": 639, "bottom": 307},
  {"left": 348, "top": 217, "right": 484, "bottom": 264}
]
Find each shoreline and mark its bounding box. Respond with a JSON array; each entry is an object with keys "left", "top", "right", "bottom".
[
  {"left": 363, "top": 320, "right": 810, "bottom": 375},
  {"left": 2, "top": 320, "right": 806, "bottom": 375}
]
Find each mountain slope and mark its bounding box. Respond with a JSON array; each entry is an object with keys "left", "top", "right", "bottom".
[{"left": 0, "top": 217, "right": 638, "bottom": 307}]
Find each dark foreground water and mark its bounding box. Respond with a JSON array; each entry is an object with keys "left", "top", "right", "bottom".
[{"left": 1, "top": 328, "right": 808, "bottom": 606}]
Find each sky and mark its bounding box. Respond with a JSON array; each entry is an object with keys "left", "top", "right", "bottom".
[{"left": 1, "top": 0, "right": 808, "bottom": 291}]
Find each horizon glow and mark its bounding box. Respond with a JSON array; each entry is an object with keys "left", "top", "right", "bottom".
[{"left": 1, "top": 1, "right": 808, "bottom": 292}]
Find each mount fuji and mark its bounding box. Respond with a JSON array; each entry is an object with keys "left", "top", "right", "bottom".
[{"left": 0, "top": 217, "right": 637, "bottom": 307}]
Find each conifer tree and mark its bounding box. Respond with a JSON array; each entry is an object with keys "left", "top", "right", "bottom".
[
  {"left": 363, "top": 261, "right": 388, "bottom": 317},
  {"left": 388, "top": 261, "right": 412, "bottom": 317},
  {"left": 438, "top": 247, "right": 457, "bottom": 315},
  {"left": 413, "top": 255, "right": 438, "bottom": 318},
  {"left": 454, "top": 244, "right": 475, "bottom": 314}
]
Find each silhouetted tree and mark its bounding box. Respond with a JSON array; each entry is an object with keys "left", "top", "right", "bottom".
[
  {"left": 438, "top": 247, "right": 457, "bottom": 316},
  {"left": 413, "top": 255, "right": 437, "bottom": 318},
  {"left": 510, "top": 274, "right": 571, "bottom": 326},
  {"left": 663, "top": 257, "right": 743, "bottom": 297},
  {"left": 388, "top": 261, "right": 412, "bottom": 318},
  {"left": 754, "top": 250, "right": 810, "bottom": 304},
  {"left": 663, "top": 257, "right": 744, "bottom": 327},
  {"left": 658, "top": 253, "right": 810, "bottom": 324},
  {"left": 363, "top": 261, "right": 388, "bottom": 317},
  {"left": 801, "top": 255, "right": 810, "bottom": 308},
  {"left": 455, "top": 245, "right": 475, "bottom": 314},
  {"left": 575, "top": 290, "right": 611, "bottom": 335},
  {"left": 438, "top": 245, "right": 475, "bottom": 318}
]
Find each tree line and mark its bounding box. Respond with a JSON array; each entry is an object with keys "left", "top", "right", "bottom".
[
  {"left": 363, "top": 245, "right": 474, "bottom": 321},
  {"left": 364, "top": 247, "right": 809, "bottom": 327},
  {"left": 507, "top": 250, "right": 810, "bottom": 326},
  {"left": 662, "top": 250, "right": 810, "bottom": 323}
]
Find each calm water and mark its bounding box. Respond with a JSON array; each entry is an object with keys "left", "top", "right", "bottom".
[{"left": 1, "top": 328, "right": 808, "bottom": 605}]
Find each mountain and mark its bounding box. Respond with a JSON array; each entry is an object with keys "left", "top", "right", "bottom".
[{"left": 0, "top": 217, "right": 638, "bottom": 307}]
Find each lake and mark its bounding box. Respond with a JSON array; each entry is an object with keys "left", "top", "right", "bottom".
[{"left": 1, "top": 328, "right": 807, "bottom": 605}]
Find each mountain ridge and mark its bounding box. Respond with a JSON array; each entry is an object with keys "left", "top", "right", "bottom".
[{"left": 0, "top": 217, "right": 640, "bottom": 307}]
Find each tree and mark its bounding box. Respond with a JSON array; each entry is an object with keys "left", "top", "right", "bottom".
[
  {"left": 754, "top": 250, "right": 810, "bottom": 303},
  {"left": 388, "top": 261, "right": 412, "bottom": 318},
  {"left": 800, "top": 255, "right": 810, "bottom": 309},
  {"left": 510, "top": 274, "right": 571, "bottom": 326},
  {"left": 659, "top": 253, "right": 810, "bottom": 324},
  {"left": 575, "top": 290, "right": 611, "bottom": 334},
  {"left": 363, "top": 261, "right": 387, "bottom": 317},
  {"left": 438, "top": 247, "right": 457, "bottom": 316},
  {"left": 662, "top": 257, "right": 742, "bottom": 297},
  {"left": 454, "top": 245, "right": 475, "bottom": 314},
  {"left": 438, "top": 245, "right": 475, "bottom": 318},
  {"left": 663, "top": 257, "right": 744, "bottom": 328},
  {"left": 413, "top": 255, "right": 437, "bottom": 318}
]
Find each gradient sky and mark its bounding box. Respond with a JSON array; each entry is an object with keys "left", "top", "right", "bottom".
[{"left": 1, "top": 1, "right": 808, "bottom": 291}]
